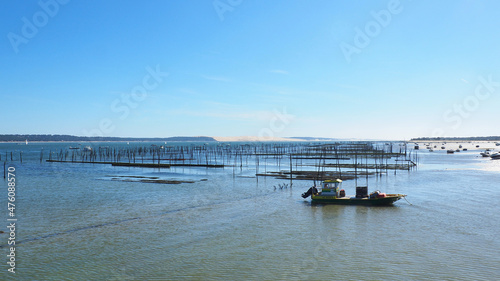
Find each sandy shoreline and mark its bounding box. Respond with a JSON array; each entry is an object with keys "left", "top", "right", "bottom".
[{"left": 212, "top": 136, "right": 304, "bottom": 142}]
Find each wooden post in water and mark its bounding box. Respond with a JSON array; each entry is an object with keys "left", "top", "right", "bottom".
[
  {"left": 232, "top": 151, "right": 236, "bottom": 177},
  {"left": 354, "top": 152, "right": 358, "bottom": 188},
  {"left": 3, "top": 162, "right": 5, "bottom": 179},
  {"left": 365, "top": 153, "right": 368, "bottom": 185}
]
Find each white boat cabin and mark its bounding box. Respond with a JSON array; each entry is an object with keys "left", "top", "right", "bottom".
[{"left": 319, "top": 179, "right": 343, "bottom": 197}]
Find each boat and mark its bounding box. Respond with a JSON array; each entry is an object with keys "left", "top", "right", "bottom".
[
  {"left": 480, "top": 151, "right": 490, "bottom": 157},
  {"left": 301, "top": 179, "right": 406, "bottom": 206},
  {"left": 447, "top": 149, "right": 455, "bottom": 154},
  {"left": 490, "top": 153, "right": 500, "bottom": 160}
]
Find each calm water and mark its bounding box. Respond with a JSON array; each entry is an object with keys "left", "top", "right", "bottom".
[{"left": 1, "top": 142, "right": 499, "bottom": 280}]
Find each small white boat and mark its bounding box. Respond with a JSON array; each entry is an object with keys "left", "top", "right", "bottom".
[{"left": 490, "top": 153, "right": 500, "bottom": 160}]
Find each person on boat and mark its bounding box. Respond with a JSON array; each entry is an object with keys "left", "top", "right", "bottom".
[
  {"left": 301, "top": 186, "right": 318, "bottom": 198},
  {"left": 312, "top": 186, "right": 318, "bottom": 195}
]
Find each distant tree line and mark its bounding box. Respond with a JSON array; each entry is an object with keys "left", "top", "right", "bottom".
[
  {"left": 412, "top": 136, "right": 500, "bottom": 141},
  {"left": 0, "top": 134, "right": 216, "bottom": 142}
]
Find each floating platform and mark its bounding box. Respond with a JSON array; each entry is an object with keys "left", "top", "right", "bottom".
[{"left": 46, "top": 160, "right": 223, "bottom": 168}]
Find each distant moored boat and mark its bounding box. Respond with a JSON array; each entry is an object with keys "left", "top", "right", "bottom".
[{"left": 490, "top": 153, "right": 500, "bottom": 160}]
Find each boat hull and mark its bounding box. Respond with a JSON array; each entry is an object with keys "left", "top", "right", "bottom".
[{"left": 311, "top": 194, "right": 405, "bottom": 206}]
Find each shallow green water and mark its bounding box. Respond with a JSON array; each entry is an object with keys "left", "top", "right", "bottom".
[{"left": 1, "top": 142, "right": 499, "bottom": 280}]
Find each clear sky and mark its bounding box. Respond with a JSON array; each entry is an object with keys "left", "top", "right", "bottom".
[{"left": 1, "top": 0, "right": 500, "bottom": 140}]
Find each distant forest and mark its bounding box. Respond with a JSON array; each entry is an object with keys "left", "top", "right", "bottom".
[
  {"left": 0, "top": 134, "right": 216, "bottom": 142},
  {"left": 412, "top": 136, "right": 500, "bottom": 141}
]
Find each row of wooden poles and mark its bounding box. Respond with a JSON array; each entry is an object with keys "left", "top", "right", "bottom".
[
  {"left": 2, "top": 142, "right": 418, "bottom": 180},
  {"left": 43, "top": 142, "right": 415, "bottom": 163}
]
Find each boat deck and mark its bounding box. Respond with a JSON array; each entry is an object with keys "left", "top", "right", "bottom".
[
  {"left": 311, "top": 193, "right": 405, "bottom": 206},
  {"left": 315, "top": 193, "right": 402, "bottom": 199}
]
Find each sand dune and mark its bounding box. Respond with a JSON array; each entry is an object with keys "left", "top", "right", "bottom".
[{"left": 212, "top": 136, "right": 302, "bottom": 142}]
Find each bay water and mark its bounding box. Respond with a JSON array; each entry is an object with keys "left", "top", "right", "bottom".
[{"left": 0, "top": 142, "right": 499, "bottom": 280}]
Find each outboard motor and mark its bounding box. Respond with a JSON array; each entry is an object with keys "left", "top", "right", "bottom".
[{"left": 301, "top": 186, "right": 318, "bottom": 198}]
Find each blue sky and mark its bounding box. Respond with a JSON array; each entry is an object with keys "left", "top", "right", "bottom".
[{"left": 1, "top": 0, "right": 500, "bottom": 140}]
